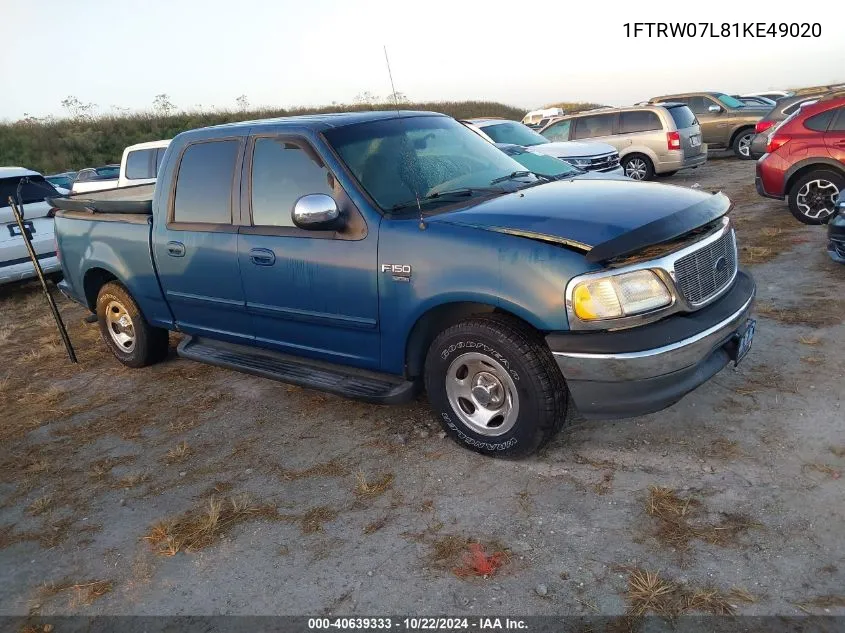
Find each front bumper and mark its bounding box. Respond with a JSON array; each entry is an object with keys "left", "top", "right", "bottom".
[
  {"left": 547, "top": 271, "right": 756, "bottom": 419},
  {"left": 827, "top": 212, "right": 845, "bottom": 264}
]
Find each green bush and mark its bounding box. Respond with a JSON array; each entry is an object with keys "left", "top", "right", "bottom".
[{"left": 0, "top": 101, "right": 525, "bottom": 174}]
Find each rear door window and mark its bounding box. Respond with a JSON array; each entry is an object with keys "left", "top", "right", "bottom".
[
  {"left": 805, "top": 109, "right": 836, "bottom": 132},
  {"left": 573, "top": 114, "right": 615, "bottom": 139},
  {"left": 665, "top": 105, "right": 698, "bottom": 129},
  {"left": 619, "top": 110, "right": 662, "bottom": 134},
  {"left": 829, "top": 107, "right": 845, "bottom": 131},
  {"left": 250, "top": 138, "right": 333, "bottom": 227},
  {"left": 0, "top": 176, "right": 59, "bottom": 208},
  {"left": 173, "top": 140, "right": 239, "bottom": 224},
  {"left": 125, "top": 149, "right": 157, "bottom": 180}
]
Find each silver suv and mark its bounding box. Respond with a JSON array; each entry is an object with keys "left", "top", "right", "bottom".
[{"left": 538, "top": 104, "right": 706, "bottom": 181}]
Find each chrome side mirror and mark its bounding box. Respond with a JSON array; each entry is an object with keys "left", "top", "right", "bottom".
[
  {"left": 291, "top": 194, "right": 341, "bottom": 230},
  {"left": 708, "top": 104, "right": 722, "bottom": 113}
]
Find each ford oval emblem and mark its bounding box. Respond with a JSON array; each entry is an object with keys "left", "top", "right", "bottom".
[{"left": 714, "top": 256, "right": 728, "bottom": 273}]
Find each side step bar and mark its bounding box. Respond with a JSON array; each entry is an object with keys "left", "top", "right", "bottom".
[{"left": 177, "top": 336, "right": 419, "bottom": 405}]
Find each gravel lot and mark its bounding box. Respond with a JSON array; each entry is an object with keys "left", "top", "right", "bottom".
[{"left": 1, "top": 158, "right": 843, "bottom": 620}]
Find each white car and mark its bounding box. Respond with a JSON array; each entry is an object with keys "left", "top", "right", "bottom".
[
  {"left": 71, "top": 139, "right": 171, "bottom": 194},
  {"left": 1, "top": 167, "right": 63, "bottom": 285},
  {"left": 463, "top": 119, "right": 626, "bottom": 177}
]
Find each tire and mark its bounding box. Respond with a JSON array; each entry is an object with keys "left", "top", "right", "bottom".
[
  {"left": 732, "top": 129, "right": 755, "bottom": 160},
  {"left": 96, "top": 281, "right": 169, "bottom": 368},
  {"left": 655, "top": 170, "right": 679, "bottom": 178},
  {"left": 621, "top": 154, "right": 654, "bottom": 181},
  {"left": 424, "top": 314, "right": 568, "bottom": 459},
  {"left": 787, "top": 169, "right": 844, "bottom": 225}
]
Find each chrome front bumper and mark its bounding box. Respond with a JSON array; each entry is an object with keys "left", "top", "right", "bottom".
[{"left": 549, "top": 272, "right": 756, "bottom": 419}]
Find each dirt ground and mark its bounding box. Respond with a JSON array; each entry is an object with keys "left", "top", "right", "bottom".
[{"left": 0, "top": 158, "right": 843, "bottom": 620}]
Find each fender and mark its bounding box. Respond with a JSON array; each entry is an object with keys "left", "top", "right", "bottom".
[{"left": 784, "top": 157, "right": 845, "bottom": 189}]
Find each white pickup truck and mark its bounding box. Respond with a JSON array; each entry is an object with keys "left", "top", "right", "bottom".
[
  {"left": 71, "top": 139, "right": 170, "bottom": 194},
  {"left": 1, "top": 167, "right": 64, "bottom": 286}
]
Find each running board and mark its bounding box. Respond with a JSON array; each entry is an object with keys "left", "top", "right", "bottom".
[{"left": 177, "top": 336, "right": 419, "bottom": 405}]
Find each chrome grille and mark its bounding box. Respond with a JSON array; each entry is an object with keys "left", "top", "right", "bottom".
[
  {"left": 586, "top": 151, "right": 620, "bottom": 172},
  {"left": 673, "top": 229, "right": 737, "bottom": 305}
]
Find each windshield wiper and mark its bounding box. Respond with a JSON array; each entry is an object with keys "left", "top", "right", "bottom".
[
  {"left": 390, "top": 187, "right": 502, "bottom": 211},
  {"left": 489, "top": 171, "right": 532, "bottom": 185}
]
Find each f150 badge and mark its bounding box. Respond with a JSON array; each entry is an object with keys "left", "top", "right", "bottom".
[{"left": 381, "top": 263, "right": 412, "bottom": 282}]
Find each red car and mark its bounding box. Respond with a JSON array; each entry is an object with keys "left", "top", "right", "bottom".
[{"left": 756, "top": 94, "right": 845, "bottom": 224}]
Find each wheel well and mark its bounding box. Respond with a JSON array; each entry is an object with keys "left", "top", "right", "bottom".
[
  {"left": 785, "top": 163, "right": 845, "bottom": 196},
  {"left": 404, "top": 302, "right": 538, "bottom": 378},
  {"left": 621, "top": 151, "right": 653, "bottom": 165},
  {"left": 83, "top": 268, "right": 118, "bottom": 311},
  {"left": 729, "top": 125, "right": 755, "bottom": 147}
]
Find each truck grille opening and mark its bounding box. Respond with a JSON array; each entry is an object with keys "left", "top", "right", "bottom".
[{"left": 673, "top": 229, "right": 737, "bottom": 306}]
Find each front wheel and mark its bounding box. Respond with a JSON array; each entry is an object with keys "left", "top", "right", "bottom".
[
  {"left": 621, "top": 154, "right": 654, "bottom": 181},
  {"left": 424, "top": 314, "right": 568, "bottom": 458},
  {"left": 788, "top": 170, "right": 844, "bottom": 225},
  {"left": 96, "top": 281, "right": 169, "bottom": 368},
  {"left": 732, "top": 130, "right": 754, "bottom": 159}
]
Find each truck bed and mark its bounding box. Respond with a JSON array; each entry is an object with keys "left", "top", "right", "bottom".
[{"left": 49, "top": 183, "right": 154, "bottom": 215}]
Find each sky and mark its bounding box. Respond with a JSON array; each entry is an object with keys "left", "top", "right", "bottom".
[{"left": 2, "top": 0, "right": 843, "bottom": 120}]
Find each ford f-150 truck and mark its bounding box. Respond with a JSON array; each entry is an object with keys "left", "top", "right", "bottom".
[{"left": 51, "top": 111, "right": 756, "bottom": 458}]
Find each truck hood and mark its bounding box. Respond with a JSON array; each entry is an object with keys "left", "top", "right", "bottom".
[
  {"left": 527, "top": 141, "right": 617, "bottom": 159},
  {"left": 429, "top": 179, "right": 731, "bottom": 263}
]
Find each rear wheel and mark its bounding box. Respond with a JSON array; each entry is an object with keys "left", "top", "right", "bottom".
[
  {"left": 621, "top": 154, "right": 654, "bottom": 181},
  {"left": 732, "top": 129, "right": 755, "bottom": 159},
  {"left": 96, "top": 282, "right": 169, "bottom": 367},
  {"left": 788, "top": 170, "right": 844, "bottom": 225},
  {"left": 424, "top": 314, "right": 567, "bottom": 459}
]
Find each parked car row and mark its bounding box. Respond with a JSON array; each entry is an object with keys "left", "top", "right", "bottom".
[{"left": 2, "top": 138, "right": 171, "bottom": 287}]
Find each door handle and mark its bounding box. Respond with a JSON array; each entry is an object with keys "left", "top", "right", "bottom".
[
  {"left": 249, "top": 248, "right": 276, "bottom": 266},
  {"left": 167, "top": 241, "right": 185, "bottom": 257}
]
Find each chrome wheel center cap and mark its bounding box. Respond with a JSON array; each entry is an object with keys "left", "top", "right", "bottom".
[{"left": 471, "top": 371, "right": 505, "bottom": 408}]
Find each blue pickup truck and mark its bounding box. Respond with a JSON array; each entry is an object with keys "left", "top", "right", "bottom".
[{"left": 52, "top": 111, "right": 756, "bottom": 458}]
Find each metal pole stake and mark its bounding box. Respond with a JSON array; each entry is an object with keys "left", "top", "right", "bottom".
[{"left": 6, "top": 196, "right": 77, "bottom": 364}]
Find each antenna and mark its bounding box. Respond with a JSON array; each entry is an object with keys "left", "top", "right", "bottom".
[
  {"left": 384, "top": 45, "right": 400, "bottom": 112},
  {"left": 383, "top": 45, "right": 425, "bottom": 230}
]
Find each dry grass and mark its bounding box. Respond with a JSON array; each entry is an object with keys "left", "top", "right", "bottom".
[
  {"left": 626, "top": 569, "right": 680, "bottom": 616},
  {"left": 798, "top": 335, "right": 821, "bottom": 346},
  {"left": 144, "top": 495, "right": 279, "bottom": 556},
  {"left": 363, "top": 516, "right": 389, "bottom": 535},
  {"left": 646, "top": 486, "right": 758, "bottom": 550},
  {"left": 26, "top": 496, "right": 52, "bottom": 516},
  {"left": 796, "top": 595, "right": 845, "bottom": 611},
  {"left": 728, "top": 587, "right": 758, "bottom": 604},
  {"left": 702, "top": 437, "right": 742, "bottom": 460},
  {"left": 273, "top": 459, "right": 348, "bottom": 481},
  {"left": 800, "top": 355, "right": 825, "bottom": 365},
  {"left": 626, "top": 569, "right": 741, "bottom": 616},
  {"left": 802, "top": 463, "right": 842, "bottom": 479},
  {"left": 684, "top": 588, "right": 736, "bottom": 615},
  {"left": 830, "top": 446, "right": 845, "bottom": 458},
  {"left": 354, "top": 471, "right": 394, "bottom": 498},
  {"left": 164, "top": 441, "right": 191, "bottom": 463},
  {"left": 756, "top": 300, "right": 844, "bottom": 328},
  {"left": 427, "top": 535, "right": 509, "bottom": 579},
  {"left": 40, "top": 579, "right": 113, "bottom": 606},
  {"left": 300, "top": 506, "right": 338, "bottom": 534}
]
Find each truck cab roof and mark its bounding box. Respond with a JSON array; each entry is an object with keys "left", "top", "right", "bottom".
[{"left": 192, "top": 110, "right": 446, "bottom": 137}]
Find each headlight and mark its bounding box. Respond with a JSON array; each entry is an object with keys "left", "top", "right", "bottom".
[
  {"left": 570, "top": 270, "right": 672, "bottom": 321},
  {"left": 563, "top": 158, "right": 591, "bottom": 167}
]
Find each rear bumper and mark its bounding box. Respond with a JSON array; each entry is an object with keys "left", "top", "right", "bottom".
[
  {"left": 682, "top": 152, "right": 707, "bottom": 169},
  {"left": 547, "top": 272, "right": 756, "bottom": 419},
  {"left": 755, "top": 175, "right": 783, "bottom": 200},
  {"left": 0, "top": 254, "right": 61, "bottom": 285}
]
